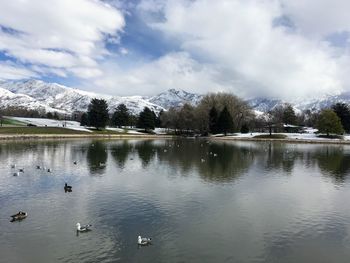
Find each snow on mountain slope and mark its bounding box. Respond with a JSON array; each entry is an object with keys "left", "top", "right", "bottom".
[
  {"left": 147, "top": 88, "right": 202, "bottom": 109},
  {"left": 248, "top": 92, "right": 350, "bottom": 113},
  {"left": 0, "top": 86, "right": 66, "bottom": 113},
  {"left": 0, "top": 80, "right": 164, "bottom": 114}
]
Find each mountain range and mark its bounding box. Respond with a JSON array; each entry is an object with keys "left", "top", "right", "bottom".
[
  {"left": 0, "top": 79, "right": 350, "bottom": 115},
  {"left": 0, "top": 80, "right": 202, "bottom": 115}
]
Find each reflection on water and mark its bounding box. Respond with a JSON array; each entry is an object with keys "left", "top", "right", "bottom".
[{"left": 1, "top": 139, "right": 350, "bottom": 262}]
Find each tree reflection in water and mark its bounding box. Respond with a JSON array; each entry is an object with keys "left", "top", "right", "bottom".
[{"left": 86, "top": 141, "right": 108, "bottom": 175}]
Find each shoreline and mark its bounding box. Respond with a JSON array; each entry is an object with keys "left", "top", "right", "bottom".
[
  {"left": 211, "top": 136, "right": 350, "bottom": 145},
  {"left": 1, "top": 133, "right": 350, "bottom": 145},
  {"left": 0, "top": 133, "right": 174, "bottom": 140}
]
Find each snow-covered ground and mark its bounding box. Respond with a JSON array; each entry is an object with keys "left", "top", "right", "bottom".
[
  {"left": 7, "top": 117, "right": 152, "bottom": 134},
  {"left": 225, "top": 131, "right": 350, "bottom": 141},
  {"left": 7, "top": 116, "right": 93, "bottom": 132}
]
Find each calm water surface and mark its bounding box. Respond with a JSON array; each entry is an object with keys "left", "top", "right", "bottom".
[{"left": 1, "top": 139, "right": 350, "bottom": 262}]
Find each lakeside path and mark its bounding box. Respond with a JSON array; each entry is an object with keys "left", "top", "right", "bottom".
[
  {"left": 211, "top": 136, "right": 350, "bottom": 145},
  {"left": 1, "top": 133, "right": 350, "bottom": 145},
  {"left": 0, "top": 134, "right": 174, "bottom": 140}
]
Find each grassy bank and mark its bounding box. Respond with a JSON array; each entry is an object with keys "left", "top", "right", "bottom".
[
  {"left": 253, "top": 134, "right": 287, "bottom": 139},
  {"left": 0, "top": 127, "right": 90, "bottom": 134},
  {"left": 1, "top": 118, "right": 27, "bottom": 126}
]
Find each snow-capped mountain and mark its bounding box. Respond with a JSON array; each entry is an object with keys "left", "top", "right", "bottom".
[
  {"left": 248, "top": 92, "right": 350, "bottom": 113},
  {"left": 147, "top": 88, "right": 202, "bottom": 109},
  {"left": 247, "top": 98, "right": 284, "bottom": 112},
  {"left": 1, "top": 79, "right": 349, "bottom": 116},
  {"left": 0, "top": 80, "right": 165, "bottom": 115}
]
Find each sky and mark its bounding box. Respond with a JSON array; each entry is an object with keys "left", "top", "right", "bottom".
[{"left": 0, "top": 0, "right": 350, "bottom": 100}]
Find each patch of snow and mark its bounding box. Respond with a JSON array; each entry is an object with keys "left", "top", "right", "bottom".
[{"left": 7, "top": 116, "right": 92, "bottom": 132}]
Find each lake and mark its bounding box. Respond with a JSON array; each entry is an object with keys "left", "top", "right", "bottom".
[{"left": 1, "top": 139, "right": 350, "bottom": 263}]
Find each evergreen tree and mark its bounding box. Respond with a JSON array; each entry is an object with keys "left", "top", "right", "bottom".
[
  {"left": 156, "top": 110, "right": 163, "bottom": 128},
  {"left": 317, "top": 109, "right": 344, "bottom": 136},
  {"left": 80, "top": 112, "right": 89, "bottom": 126},
  {"left": 112, "top": 104, "right": 130, "bottom": 127},
  {"left": 46, "top": 112, "right": 53, "bottom": 119},
  {"left": 87, "top": 98, "right": 109, "bottom": 129},
  {"left": 332, "top": 103, "right": 350, "bottom": 133},
  {"left": 218, "top": 106, "right": 233, "bottom": 136},
  {"left": 209, "top": 106, "right": 219, "bottom": 134},
  {"left": 282, "top": 104, "right": 297, "bottom": 125},
  {"left": 54, "top": 112, "right": 60, "bottom": 120},
  {"left": 240, "top": 123, "right": 249, "bottom": 133},
  {"left": 138, "top": 107, "right": 155, "bottom": 131}
]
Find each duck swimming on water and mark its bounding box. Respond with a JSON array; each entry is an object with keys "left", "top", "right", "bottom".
[
  {"left": 138, "top": 236, "right": 152, "bottom": 246},
  {"left": 76, "top": 223, "right": 92, "bottom": 232},
  {"left": 10, "top": 211, "right": 27, "bottom": 222},
  {"left": 64, "top": 183, "right": 72, "bottom": 192}
]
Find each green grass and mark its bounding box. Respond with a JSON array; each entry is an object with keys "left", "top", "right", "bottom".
[
  {"left": 87, "top": 128, "right": 128, "bottom": 134},
  {"left": 253, "top": 134, "right": 287, "bottom": 139},
  {"left": 1, "top": 118, "right": 27, "bottom": 126},
  {"left": 0, "top": 127, "right": 90, "bottom": 134},
  {"left": 317, "top": 134, "right": 343, "bottom": 139}
]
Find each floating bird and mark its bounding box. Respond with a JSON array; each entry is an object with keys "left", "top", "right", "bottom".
[
  {"left": 47, "top": 168, "right": 51, "bottom": 173},
  {"left": 19, "top": 168, "right": 24, "bottom": 173},
  {"left": 64, "top": 183, "right": 72, "bottom": 192},
  {"left": 36, "top": 165, "right": 41, "bottom": 169},
  {"left": 13, "top": 172, "right": 19, "bottom": 177},
  {"left": 73, "top": 161, "right": 77, "bottom": 165},
  {"left": 213, "top": 153, "right": 218, "bottom": 157},
  {"left": 76, "top": 222, "right": 92, "bottom": 232},
  {"left": 99, "top": 162, "right": 106, "bottom": 167},
  {"left": 10, "top": 211, "right": 27, "bottom": 222},
  {"left": 164, "top": 149, "right": 167, "bottom": 153},
  {"left": 138, "top": 236, "right": 152, "bottom": 246},
  {"left": 201, "top": 158, "right": 205, "bottom": 163},
  {"left": 11, "top": 164, "right": 16, "bottom": 169}
]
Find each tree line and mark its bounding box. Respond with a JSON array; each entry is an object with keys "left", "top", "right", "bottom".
[{"left": 1, "top": 92, "right": 350, "bottom": 136}]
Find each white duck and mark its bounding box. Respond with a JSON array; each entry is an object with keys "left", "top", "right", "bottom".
[
  {"left": 138, "top": 235, "right": 152, "bottom": 245},
  {"left": 76, "top": 222, "right": 92, "bottom": 232}
]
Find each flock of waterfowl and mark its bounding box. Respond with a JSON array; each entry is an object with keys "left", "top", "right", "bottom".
[{"left": 9, "top": 161, "right": 152, "bottom": 246}]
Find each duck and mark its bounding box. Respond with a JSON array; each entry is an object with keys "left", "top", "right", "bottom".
[
  {"left": 13, "top": 172, "right": 19, "bottom": 176},
  {"left": 19, "top": 168, "right": 24, "bottom": 173},
  {"left": 99, "top": 162, "right": 106, "bottom": 167},
  {"left": 138, "top": 236, "right": 152, "bottom": 246},
  {"left": 76, "top": 222, "right": 92, "bottom": 232},
  {"left": 10, "top": 211, "right": 27, "bottom": 222},
  {"left": 201, "top": 158, "right": 205, "bottom": 163},
  {"left": 64, "top": 183, "right": 72, "bottom": 192},
  {"left": 47, "top": 168, "right": 51, "bottom": 173},
  {"left": 73, "top": 161, "right": 77, "bottom": 165},
  {"left": 11, "top": 164, "right": 16, "bottom": 168},
  {"left": 36, "top": 165, "right": 41, "bottom": 169}
]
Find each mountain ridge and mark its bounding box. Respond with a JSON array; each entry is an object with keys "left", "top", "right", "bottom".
[{"left": 1, "top": 79, "right": 350, "bottom": 115}]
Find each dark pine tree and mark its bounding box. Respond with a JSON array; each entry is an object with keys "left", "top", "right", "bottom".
[
  {"left": 138, "top": 107, "right": 155, "bottom": 131},
  {"left": 80, "top": 112, "right": 89, "bottom": 126},
  {"left": 87, "top": 98, "right": 109, "bottom": 129},
  {"left": 209, "top": 106, "right": 219, "bottom": 134},
  {"left": 46, "top": 112, "right": 53, "bottom": 119},
  {"left": 112, "top": 104, "right": 130, "bottom": 127},
  {"left": 218, "top": 106, "right": 233, "bottom": 136},
  {"left": 240, "top": 123, "right": 249, "bottom": 133},
  {"left": 155, "top": 110, "right": 163, "bottom": 128},
  {"left": 332, "top": 103, "right": 350, "bottom": 133}
]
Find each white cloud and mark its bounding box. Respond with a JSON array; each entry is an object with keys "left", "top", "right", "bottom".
[
  {"left": 92, "top": 52, "right": 226, "bottom": 96},
  {"left": 0, "top": 0, "right": 124, "bottom": 79},
  {"left": 137, "top": 0, "right": 346, "bottom": 100},
  {"left": 0, "top": 61, "right": 37, "bottom": 80},
  {"left": 280, "top": 0, "right": 350, "bottom": 38}
]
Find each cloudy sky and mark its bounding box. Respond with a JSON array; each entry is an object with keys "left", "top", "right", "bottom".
[{"left": 0, "top": 0, "right": 350, "bottom": 99}]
